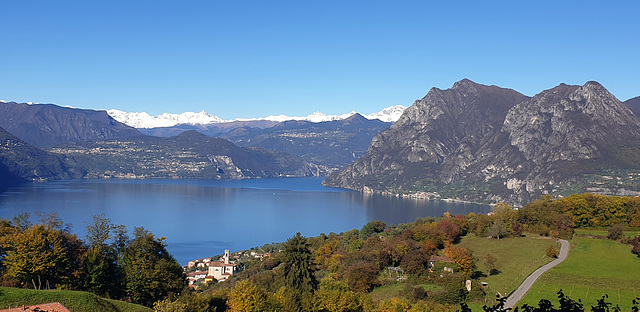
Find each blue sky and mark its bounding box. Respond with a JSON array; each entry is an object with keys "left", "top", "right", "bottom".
[{"left": 1, "top": 1, "right": 638, "bottom": 119}]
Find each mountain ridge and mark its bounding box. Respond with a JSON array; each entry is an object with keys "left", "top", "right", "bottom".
[
  {"left": 107, "top": 105, "right": 406, "bottom": 129},
  {"left": 0, "top": 101, "right": 143, "bottom": 147},
  {"left": 324, "top": 80, "right": 640, "bottom": 205}
]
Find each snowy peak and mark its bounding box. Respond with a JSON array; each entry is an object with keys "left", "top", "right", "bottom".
[
  {"left": 108, "top": 105, "right": 407, "bottom": 129},
  {"left": 107, "top": 109, "right": 224, "bottom": 128},
  {"left": 364, "top": 105, "right": 406, "bottom": 122}
]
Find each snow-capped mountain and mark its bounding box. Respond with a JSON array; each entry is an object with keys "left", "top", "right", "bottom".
[
  {"left": 364, "top": 105, "right": 406, "bottom": 122},
  {"left": 107, "top": 105, "right": 407, "bottom": 129},
  {"left": 106, "top": 110, "right": 224, "bottom": 128}
]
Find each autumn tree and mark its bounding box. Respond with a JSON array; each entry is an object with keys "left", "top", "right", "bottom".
[
  {"left": 313, "top": 276, "right": 364, "bottom": 312},
  {"left": 227, "top": 280, "right": 271, "bottom": 312},
  {"left": 5, "top": 224, "right": 69, "bottom": 289},
  {"left": 342, "top": 260, "right": 379, "bottom": 292},
  {"left": 484, "top": 254, "right": 498, "bottom": 276},
  {"left": 122, "top": 227, "right": 184, "bottom": 306},
  {"left": 443, "top": 245, "right": 475, "bottom": 275},
  {"left": 400, "top": 248, "right": 430, "bottom": 276},
  {"left": 546, "top": 245, "right": 559, "bottom": 258},
  {"left": 282, "top": 232, "right": 317, "bottom": 294},
  {"left": 437, "top": 219, "right": 461, "bottom": 243}
]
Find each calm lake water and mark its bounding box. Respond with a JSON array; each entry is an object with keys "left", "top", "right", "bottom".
[{"left": 0, "top": 177, "right": 490, "bottom": 265}]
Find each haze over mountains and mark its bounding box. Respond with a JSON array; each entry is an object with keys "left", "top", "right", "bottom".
[{"left": 325, "top": 79, "right": 640, "bottom": 205}]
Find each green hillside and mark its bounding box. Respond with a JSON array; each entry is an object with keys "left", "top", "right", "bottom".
[
  {"left": 0, "top": 287, "right": 152, "bottom": 312},
  {"left": 520, "top": 236, "right": 640, "bottom": 311}
]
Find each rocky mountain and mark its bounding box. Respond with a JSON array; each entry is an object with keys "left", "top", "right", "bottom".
[
  {"left": 50, "top": 131, "right": 321, "bottom": 179},
  {"left": 219, "top": 113, "right": 392, "bottom": 169},
  {"left": 0, "top": 126, "right": 80, "bottom": 189},
  {"left": 625, "top": 96, "right": 640, "bottom": 115},
  {"left": 324, "top": 80, "right": 640, "bottom": 205},
  {"left": 0, "top": 101, "right": 143, "bottom": 147}
]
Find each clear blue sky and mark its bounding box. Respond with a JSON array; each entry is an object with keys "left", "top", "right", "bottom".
[{"left": 1, "top": 1, "right": 638, "bottom": 119}]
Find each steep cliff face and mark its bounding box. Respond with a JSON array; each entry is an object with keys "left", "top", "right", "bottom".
[{"left": 324, "top": 80, "right": 640, "bottom": 205}]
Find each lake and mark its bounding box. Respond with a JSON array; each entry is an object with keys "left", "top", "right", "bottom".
[{"left": 0, "top": 177, "right": 490, "bottom": 265}]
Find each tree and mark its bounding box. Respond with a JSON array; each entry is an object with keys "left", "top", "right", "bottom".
[
  {"left": 437, "top": 219, "right": 461, "bottom": 243},
  {"left": 484, "top": 254, "right": 498, "bottom": 276},
  {"left": 493, "top": 202, "right": 516, "bottom": 227},
  {"left": 122, "top": 227, "right": 184, "bottom": 306},
  {"left": 282, "top": 232, "right": 317, "bottom": 294},
  {"left": 443, "top": 245, "right": 475, "bottom": 275},
  {"left": 360, "top": 220, "right": 386, "bottom": 239},
  {"left": 313, "top": 277, "right": 363, "bottom": 312},
  {"left": 84, "top": 214, "right": 123, "bottom": 298},
  {"left": 343, "top": 260, "right": 379, "bottom": 292},
  {"left": 5, "top": 224, "right": 69, "bottom": 289},
  {"left": 227, "top": 280, "right": 270, "bottom": 312},
  {"left": 607, "top": 224, "right": 625, "bottom": 240},
  {"left": 400, "top": 248, "right": 429, "bottom": 276},
  {"left": 631, "top": 236, "right": 640, "bottom": 257},
  {"left": 488, "top": 222, "right": 509, "bottom": 240},
  {"left": 546, "top": 245, "right": 559, "bottom": 258}
]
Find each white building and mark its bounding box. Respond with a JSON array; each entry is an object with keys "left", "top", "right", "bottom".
[{"left": 206, "top": 249, "right": 237, "bottom": 282}]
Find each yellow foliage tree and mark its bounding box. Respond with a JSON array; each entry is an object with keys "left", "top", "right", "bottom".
[
  {"left": 227, "top": 280, "right": 270, "bottom": 312},
  {"left": 443, "top": 245, "right": 474, "bottom": 275},
  {"left": 5, "top": 224, "right": 69, "bottom": 289}
]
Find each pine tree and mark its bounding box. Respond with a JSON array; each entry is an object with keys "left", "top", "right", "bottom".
[{"left": 282, "top": 232, "right": 317, "bottom": 294}]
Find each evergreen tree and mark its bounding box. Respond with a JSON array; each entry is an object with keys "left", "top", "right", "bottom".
[{"left": 282, "top": 232, "right": 317, "bottom": 294}]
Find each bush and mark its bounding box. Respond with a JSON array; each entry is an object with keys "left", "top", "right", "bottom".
[
  {"left": 607, "top": 224, "right": 625, "bottom": 240},
  {"left": 546, "top": 245, "right": 559, "bottom": 258}
]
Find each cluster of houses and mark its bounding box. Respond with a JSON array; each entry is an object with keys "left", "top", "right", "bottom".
[
  {"left": 185, "top": 250, "right": 237, "bottom": 287},
  {"left": 185, "top": 249, "right": 271, "bottom": 288}
]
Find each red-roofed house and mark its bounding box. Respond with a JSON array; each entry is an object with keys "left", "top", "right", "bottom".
[
  {"left": 0, "top": 302, "right": 70, "bottom": 312},
  {"left": 207, "top": 249, "right": 237, "bottom": 282}
]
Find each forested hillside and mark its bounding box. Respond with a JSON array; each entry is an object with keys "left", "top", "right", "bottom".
[{"left": 2, "top": 193, "right": 639, "bottom": 311}]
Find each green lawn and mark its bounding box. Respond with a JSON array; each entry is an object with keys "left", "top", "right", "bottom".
[
  {"left": 457, "top": 234, "right": 558, "bottom": 297},
  {"left": 0, "top": 287, "right": 152, "bottom": 312},
  {"left": 519, "top": 236, "right": 640, "bottom": 311}
]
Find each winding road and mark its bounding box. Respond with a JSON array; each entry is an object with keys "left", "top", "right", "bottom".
[{"left": 504, "top": 239, "right": 570, "bottom": 309}]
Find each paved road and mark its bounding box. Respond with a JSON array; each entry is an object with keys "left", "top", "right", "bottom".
[{"left": 504, "top": 239, "right": 570, "bottom": 309}]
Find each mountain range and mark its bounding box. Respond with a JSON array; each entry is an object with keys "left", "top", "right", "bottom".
[
  {"left": 2, "top": 81, "right": 639, "bottom": 206},
  {"left": 107, "top": 105, "right": 406, "bottom": 128},
  {"left": 324, "top": 79, "right": 640, "bottom": 205},
  {"left": 0, "top": 101, "right": 143, "bottom": 147},
  {"left": 50, "top": 131, "right": 320, "bottom": 179}
]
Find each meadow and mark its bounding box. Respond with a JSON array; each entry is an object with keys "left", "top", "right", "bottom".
[
  {"left": 519, "top": 236, "right": 640, "bottom": 311},
  {"left": 457, "top": 234, "right": 558, "bottom": 297}
]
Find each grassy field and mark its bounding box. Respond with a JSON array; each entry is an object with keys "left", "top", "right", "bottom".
[
  {"left": 519, "top": 236, "right": 640, "bottom": 311},
  {"left": 457, "top": 234, "right": 558, "bottom": 297},
  {"left": 0, "top": 287, "right": 152, "bottom": 312}
]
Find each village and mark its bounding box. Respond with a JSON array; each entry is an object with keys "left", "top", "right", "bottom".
[
  {"left": 182, "top": 248, "right": 471, "bottom": 290},
  {"left": 183, "top": 249, "right": 271, "bottom": 289}
]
